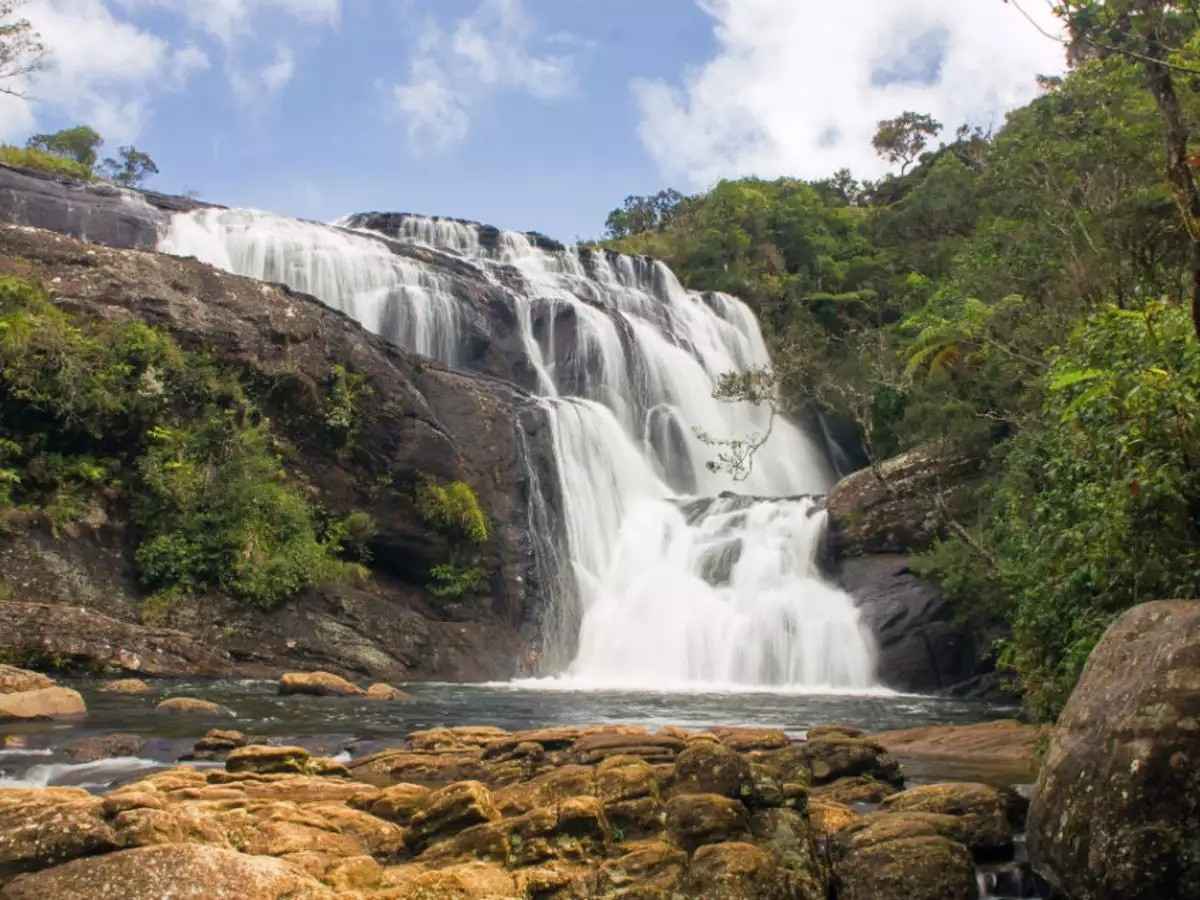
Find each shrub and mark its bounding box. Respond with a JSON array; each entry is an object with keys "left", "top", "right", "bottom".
[
  {"left": 0, "top": 145, "right": 93, "bottom": 180},
  {"left": 428, "top": 563, "right": 487, "bottom": 599},
  {"left": 415, "top": 479, "right": 489, "bottom": 544},
  {"left": 135, "top": 416, "right": 351, "bottom": 609},
  {"left": 0, "top": 275, "right": 361, "bottom": 609}
]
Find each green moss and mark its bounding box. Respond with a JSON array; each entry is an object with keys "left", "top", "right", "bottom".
[
  {"left": 324, "top": 363, "right": 372, "bottom": 450},
  {"left": 0, "top": 145, "right": 94, "bottom": 181}
]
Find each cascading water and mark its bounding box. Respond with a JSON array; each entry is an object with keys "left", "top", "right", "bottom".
[{"left": 159, "top": 207, "right": 879, "bottom": 691}]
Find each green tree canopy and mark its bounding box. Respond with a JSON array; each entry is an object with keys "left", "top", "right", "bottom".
[{"left": 26, "top": 126, "right": 103, "bottom": 168}]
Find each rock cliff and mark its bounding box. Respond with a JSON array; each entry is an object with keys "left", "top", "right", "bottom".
[{"left": 0, "top": 220, "right": 560, "bottom": 682}]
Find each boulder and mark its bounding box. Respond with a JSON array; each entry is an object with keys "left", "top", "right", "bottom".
[
  {"left": 1028, "top": 600, "right": 1200, "bottom": 900},
  {"left": 0, "top": 686, "right": 85, "bottom": 721},
  {"left": 225, "top": 745, "right": 311, "bottom": 776},
  {"left": 98, "top": 679, "right": 153, "bottom": 695},
  {"left": 811, "top": 775, "right": 899, "bottom": 805},
  {"left": 834, "top": 834, "right": 978, "bottom": 900},
  {"left": 825, "top": 447, "right": 981, "bottom": 558},
  {"left": 364, "top": 682, "right": 410, "bottom": 701},
  {"left": 881, "top": 782, "right": 1012, "bottom": 855},
  {"left": 684, "top": 842, "right": 792, "bottom": 900},
  {"left": 0, "top": 666, "right": 54, "bottom": 694},
  {"left": 794, "top": 736, "right": 902, "bottom": 786},
  {"left": 673, "top": 740, "right": 754, "bottom": 799},
  {"left": 155, "top": 697, "right": 233, "bottom": 717},
  {"left": 278, "top": 672, "right": 365, "bottom": 697},
  {"left": 407, "top": 781, "right": 500, "bottom": 851},
  {"left": 0, "top": 844, "right": 332, "bottom": 899},
  {"left": 665, "top": 794, "right": 750, "bottom": 852},
  {"left": 64, "top": 733, "right": 146, "bottom": 764},
  {"left": 191, "top": 729, "right": 248, "bottom": 758}
]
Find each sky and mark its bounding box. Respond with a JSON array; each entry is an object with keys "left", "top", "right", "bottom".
[{"left": 0, "top": 0, "right": 1067, "bottom": 242}]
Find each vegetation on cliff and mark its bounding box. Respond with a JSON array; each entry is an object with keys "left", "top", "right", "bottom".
[
  {"left": 0, "top": 276, "right": 364, "bottom": 609},
  {"left": 603, "top": 23, "right": 1200, "bottom": 717}
]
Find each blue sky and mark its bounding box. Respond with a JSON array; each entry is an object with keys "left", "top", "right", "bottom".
[{"left": 3, "top": 1, "right": 1065, "bottom": 242}]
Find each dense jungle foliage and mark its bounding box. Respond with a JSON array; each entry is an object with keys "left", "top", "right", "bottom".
[
  {"left": 605, "top": 40, "right": 1200, "bottom": 718},
  {"left": 0, "top": 277, "right": 369, "bottom": 611}
]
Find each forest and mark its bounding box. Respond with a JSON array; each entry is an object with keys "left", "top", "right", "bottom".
[{"left": 602, "top": 5, "right": 1200, "bottom": 719}]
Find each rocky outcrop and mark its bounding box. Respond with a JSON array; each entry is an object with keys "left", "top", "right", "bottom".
[
  {"left": 824, "top": 448, "right": 991, "bottom": 694},
  {"left": 0, "top": 602, "right": 232, "bottom": 677},
  {"left": 825, "top": 447, "right": 981, "bottom": 559},
  {"left": 0, "top": 163, "right": 192, "bottom": 251},
  {"left": 1028, "top": 601, "right": 1200, "bottom": 900},
  {"left": 0, "top": 665, "right": 85, "bottom": 721},
  {"left": 0, "top": 721, "right": 1015, "bottom": 899},
  {"left": 0, "top": 222, "right": 561, "bottom": 682}
]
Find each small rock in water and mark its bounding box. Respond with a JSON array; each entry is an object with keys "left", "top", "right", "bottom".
[
  {"left": 365, "top": 682, "right": 411, "bottom": 701},
  {"left": 64, "top": 733, "right": 147, "bottom": 763},
  {"left": 98, "top": 678, "right": 154, "bottom": 695},
  {"left": 278, "top": 670, "right": 365, "bottom": 697},
  {"left": 155, "top": 697, "right": 234, "bottom": 717},
  {"left": 189, "top": 729, "right": 249, "bottom": 760},
  {"left": 0, "top": 685, "right": 87, "bottom": 721}
]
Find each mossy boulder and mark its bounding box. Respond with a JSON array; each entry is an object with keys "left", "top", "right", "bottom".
[{"left": 1028, "top": 601, "right": 1200, "bottom": 900}]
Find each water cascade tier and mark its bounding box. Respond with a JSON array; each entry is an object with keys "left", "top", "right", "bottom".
[{"left": 159, "top": 208, "right": 878, "bottom": 689}]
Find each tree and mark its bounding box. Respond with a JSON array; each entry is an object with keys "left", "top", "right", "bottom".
[
  {"left": 604, "top": 189, "right": 687, "bottom": 238},
  {"left": 26, "top": 126, "right": 103, "bottom": 168},
  {"left": 872, "top": 111, "right": 943, "bottom": 175},
  {"left": 1042, "top": 0, "right": 1200, "bottom": 338},
  {"left": 99, "top": 146, "right": 158, "bottom": 187},
  {"left": 0, "top": 0, "right": 43, "bottom": 98}
]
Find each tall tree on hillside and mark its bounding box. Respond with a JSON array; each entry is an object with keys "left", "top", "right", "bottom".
[
  {"left": 0, "top": 0, "right": 44, "bottom": 98},
  {"left": 872, "top": 111, "right": 943, "bottom": 175},
  {"left": 27, "top": 126, "right": 103, "bottom": 168},
  {"left": 99, "top": 146, "right": 158, "bottom": 187},
  {"left": 1034, "top": 0, "right": 1200, "bottom": 338}
]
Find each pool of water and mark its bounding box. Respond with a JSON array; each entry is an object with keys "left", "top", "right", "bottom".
[{"left": 0, "top": 678, "right": 1017, "bottom": 791}]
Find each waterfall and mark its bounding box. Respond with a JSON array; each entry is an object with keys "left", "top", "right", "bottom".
[{"left": 159, "top": 208, "right": 878, "bottom": 691}]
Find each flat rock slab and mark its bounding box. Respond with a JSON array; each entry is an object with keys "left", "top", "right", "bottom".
[{"left": 873, "top": 719, "right": 1044, "bottom": 784}]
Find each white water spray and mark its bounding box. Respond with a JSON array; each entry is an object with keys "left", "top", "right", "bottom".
[{"left": 159, "top": 208, "right": 878, "bottom": 690}]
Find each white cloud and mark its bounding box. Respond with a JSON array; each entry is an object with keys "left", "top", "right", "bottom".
[
  {"left": 635, "top": 0, "right": 1068, "bottom": 189},
  {"left": 0, "top": 0, "right": 209, "bottom": 144},
  {"left": 231, "top": 45, "right": 295, "bottom": 105},
  {"left": 389, "top": 0, "right": 577, "bottom": 151},
  {"left": 119, "top": 0, "right": 339, "bottom": 44}
]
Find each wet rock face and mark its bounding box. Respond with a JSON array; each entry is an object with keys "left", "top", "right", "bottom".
[
  {"left": 822, "top": 446, "right": 990, "bottom": 694},
  {"left": 1028, "top": 601, "right": 1200, "bottom": 900},
  {"left": 0, "top": 222, "right": 557, "bottom": 683}
]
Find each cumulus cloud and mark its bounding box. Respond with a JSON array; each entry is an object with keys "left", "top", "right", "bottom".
[
  {"left": 0, "top": 0, "right": 209, "bottom": 143},
  {"left": 389, "top": 0, "right": 577, "bottom": 151},
  {"left": 634, "top": 0, "right": 1068, "bottom": 188}
]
